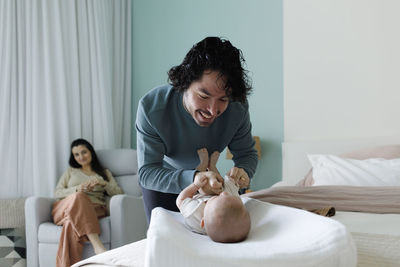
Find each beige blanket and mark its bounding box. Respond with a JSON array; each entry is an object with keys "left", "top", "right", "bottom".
[{"left": 244, "top": 186, "right": 400, "bottom": 214}]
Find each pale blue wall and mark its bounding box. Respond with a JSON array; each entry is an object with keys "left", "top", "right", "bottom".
[{"left": 132, "top": 0, "right": 283, "bottom": 190}]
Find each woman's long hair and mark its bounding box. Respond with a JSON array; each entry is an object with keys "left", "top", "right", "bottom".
[{"left": 68, "top": 138, "right": 109, "bottom": 181}]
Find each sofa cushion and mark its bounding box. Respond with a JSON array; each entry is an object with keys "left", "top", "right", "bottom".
[
  {"left": 38, "top": 217, "right": 110, "bottom": 243},
  {"left": 96, "top": 149, "right": 138, "bottom": 176},
  {"left": 114, "top": 174, "right": 141, "bottom": 196}
]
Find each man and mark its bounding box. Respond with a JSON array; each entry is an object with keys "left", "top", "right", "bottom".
[{"left": 136, "top": 37, "right": 258, "bottom": 222}]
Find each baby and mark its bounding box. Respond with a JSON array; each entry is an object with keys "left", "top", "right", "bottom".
[{"left": 176, "top": 149, "right": 251, "bottom": 243}]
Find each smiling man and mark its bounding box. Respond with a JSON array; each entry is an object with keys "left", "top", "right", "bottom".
[
  {"left": 136, "top": 37, "right": 258, "bottom": 222},
  {"left": 182, "top": 70, "right": 229, "bottom": 127}
]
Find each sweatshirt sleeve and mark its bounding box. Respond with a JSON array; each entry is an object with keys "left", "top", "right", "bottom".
[
  {"left": 54, "top": 168, "right": 79, "bottom": 198},
  {"left": 104, "top": 169, "right": 124, "bottom": 196},
  {"left": 228, "top": 106, "right": 258, "bottom": 179},
  {"left": 136, "top": 98, "right": 196, "bottom": 194}
]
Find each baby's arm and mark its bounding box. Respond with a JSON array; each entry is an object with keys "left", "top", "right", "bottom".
[{"left": 176, "top": 174, "right": 208, "bottom": 209}]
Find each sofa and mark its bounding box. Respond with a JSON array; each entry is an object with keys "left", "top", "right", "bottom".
[{"left": 25, "top": 148, "right": 148, "bottom": 267}]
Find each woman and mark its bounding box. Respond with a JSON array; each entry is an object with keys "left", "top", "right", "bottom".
[{"left": 52, "top": 138, "right": 123, "bottom": 267}]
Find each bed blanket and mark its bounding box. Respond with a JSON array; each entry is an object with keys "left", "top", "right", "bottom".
[{"left": 244, "top": 186, "right": 400, "bottom": 213}]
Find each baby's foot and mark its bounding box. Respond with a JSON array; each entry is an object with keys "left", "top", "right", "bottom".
[
  {"left": 208, "top": 151, "right": 220, "bottom": 173},
  {"left": 196, "top": 148, "right": 209, "bottom": 172}
]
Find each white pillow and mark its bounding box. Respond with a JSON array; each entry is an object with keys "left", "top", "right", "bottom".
[{"left": 308, "top": 154, "right": 400, "bottom": 186}]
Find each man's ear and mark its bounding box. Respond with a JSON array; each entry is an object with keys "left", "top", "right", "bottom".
[{"left": 201, "top": 218, "right": 205, "bottom": 228}]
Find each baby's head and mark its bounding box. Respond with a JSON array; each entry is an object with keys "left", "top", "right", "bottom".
[{"left": 202, "top": 192, "right": 250, "bottom": 243}]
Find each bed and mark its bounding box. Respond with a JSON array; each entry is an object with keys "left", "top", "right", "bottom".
[
  {"left": 277, "top": 136, "right": 400, "bottom": 267},
  {"left": 73, "top": 136, "right": 400, "bottom": 267}
]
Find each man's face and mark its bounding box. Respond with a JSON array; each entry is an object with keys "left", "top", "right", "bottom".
[{"left": 183, "top": 70, "right": 229, "bottom": 127}]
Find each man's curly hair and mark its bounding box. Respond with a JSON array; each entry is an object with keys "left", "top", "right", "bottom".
[{"left": 168, "top": 37, "right": 252, "bottom": 103}]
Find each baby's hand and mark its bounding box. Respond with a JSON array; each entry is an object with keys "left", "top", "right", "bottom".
[
  {"left": 209, "top": 176, "right": 223, "bottom": 194},
  {"left": 197, "top": 171, "right": 223, "bottom": 195},
  {"left": 194, "top": 174, "right": 208, "bottom": 189}
]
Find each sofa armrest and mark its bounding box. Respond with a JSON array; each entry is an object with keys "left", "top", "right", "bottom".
[
  {"left": 109, "top": 194, "right": 148, "bottom": 248},
  {"left": 25, "top": 196, "right": 55, "bottom": 267}
]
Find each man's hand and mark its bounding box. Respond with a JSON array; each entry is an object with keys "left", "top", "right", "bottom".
[
  {"left": 194, "top": 171, "right": 224, "bottom": 195},
  {"left": 77, "top": 179, "right": 107, "bottom": 193},
  {"left": 227, "top": 167, "right": 250, "bottom": 189}
]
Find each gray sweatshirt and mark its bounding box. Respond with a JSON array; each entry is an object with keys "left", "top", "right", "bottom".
[{"left": 136, "top": 84, "right": 258, "bottom": 194}]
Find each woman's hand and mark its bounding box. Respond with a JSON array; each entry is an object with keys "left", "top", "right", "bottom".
[{"left": 77, "top": 179, "right": 107, "bottom": 193}]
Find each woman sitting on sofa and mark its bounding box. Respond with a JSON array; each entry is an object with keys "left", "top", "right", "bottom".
[{"left": 52, "top": 138, "right": 123, "bottom": 267}]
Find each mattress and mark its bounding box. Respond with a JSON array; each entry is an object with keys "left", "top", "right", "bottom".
[
  {"left": 269, "top": 184, "right": 400, "bottom": 265},
  {"left": 332, "top": 212, "right": 400, "bottom": 267}
]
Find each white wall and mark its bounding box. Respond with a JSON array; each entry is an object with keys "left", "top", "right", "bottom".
[{"left": 284, "top": 0, "right": 400, "bottom": 141}]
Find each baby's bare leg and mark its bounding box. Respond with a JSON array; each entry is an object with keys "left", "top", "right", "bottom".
[
  {"left": 196, "top": 148, "right": 209, "bottom": 172},
  {"left": 208, "top": 151, "right": 220, "bottom": 173}
]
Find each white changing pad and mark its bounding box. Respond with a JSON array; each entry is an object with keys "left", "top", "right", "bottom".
[
  {"left": 72, "top": 198, "right": 356, "bottom": 267},
  {"left": 71, "top": 239, "right": 146, "bottom": 267},
  {"left": 146, "top": 197, "right": 357, "bottom": 267}
]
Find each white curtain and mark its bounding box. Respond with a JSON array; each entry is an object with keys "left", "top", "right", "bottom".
[{"left": 0, "top": 0, "right": 131, "bottom": 198}]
